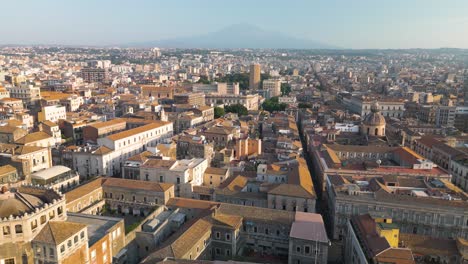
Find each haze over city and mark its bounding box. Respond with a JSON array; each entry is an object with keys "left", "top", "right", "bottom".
[{"left": 2, "top": 0, "right": 468, "bottom": 49}]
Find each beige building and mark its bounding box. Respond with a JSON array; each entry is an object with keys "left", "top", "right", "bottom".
[
  {"left": 0, "top": 126, "right": 27, "bottom": 144},
  {"left": 205, "top": 94, "right": 259, "bottom": 111},
  {"left": 7, "top": 83, "right": 41, "bottom": 105},
  {"left": 203, "top": 167, "right": 229, "bottom": 188},
  {"left": 263, "top": 79, "right": 281, "bottom": 98},
  {"left": 235, "top": 138, "right": 262, "bottom": 160},
  {"left": 361, "top": 102, "right": 386, "bottom": 137}
]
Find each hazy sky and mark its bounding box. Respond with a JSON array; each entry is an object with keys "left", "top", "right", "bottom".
[{"left": 2, "top": 0, "right": 467, "bottom": 49}]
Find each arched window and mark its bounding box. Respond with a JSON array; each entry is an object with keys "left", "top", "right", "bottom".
[{"left": 375, "top": 128, "right": 379, "bottom": 135}]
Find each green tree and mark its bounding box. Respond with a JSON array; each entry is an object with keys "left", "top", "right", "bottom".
[
  {"left": 214, "top": 107, "right": 225, "bottom": 118},
  {"left": 197, "top": 75, "right": 211, "bottom": 84},
  {"left": 215, "top": 73, "right": 249, "bottom": 90},
  {"left": 262, "top": 97, "right": 287, "bottom": 112},
  {"left": 298, "top": 102, "right": 312, "bottom": 108},
  {"left": 224, "top": 104, "right": 248, "bottom": 116},
  {"left": 281, "top": 83, "right": 292, "bottom": 96}
]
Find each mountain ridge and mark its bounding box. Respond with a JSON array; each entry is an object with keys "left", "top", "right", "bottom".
[{"left": 127, "top": 24, "right": 339, "bottom": 49}]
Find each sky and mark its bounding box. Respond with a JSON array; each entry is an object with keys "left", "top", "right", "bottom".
[{"left": 1, "top": 0, "right": 467, "bottom": 49}]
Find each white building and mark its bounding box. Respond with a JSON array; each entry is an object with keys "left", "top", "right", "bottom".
[
  {"left": 73, "top": 121, "right": 173, "bottom": 178},
  {"left": 38, "top": 105, "right": 67, "bottom": 123},
  {"left": 140, "top": 158, "right": 208, "bottom": 197}
]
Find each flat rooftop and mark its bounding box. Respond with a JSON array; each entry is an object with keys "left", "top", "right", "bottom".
[{"left": 67, "top": 213, "right": 123, "bottom": 246}]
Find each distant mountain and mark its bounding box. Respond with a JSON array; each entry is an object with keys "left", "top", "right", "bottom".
[{"left": 128, "top": 24, "right": 338, "bottom": 49}]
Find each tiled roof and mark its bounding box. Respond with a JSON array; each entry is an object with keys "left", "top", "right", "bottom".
[
  {"left": 141, "top": 159, "right": 176, "bottom": 169},
  {"left": 65, "top": 178, "right": 104, "bottom": 203},
  {"left": 107, "top": 122, "right": 171, "bottom": 141},
  {"left": 204, "top": 167, "right": 228, "bottom": 175},
  {"left": 102, "top": 177, "right": 173, "bottom": 192},
  {"left": 15, "top": 131, "right": 52, "bottom": 144},
  {"left": 33, "top": 221, "right": 87, "bottom": 245},
  {"left": 0, "top": 165, "right": 16, "bottom": 176}
]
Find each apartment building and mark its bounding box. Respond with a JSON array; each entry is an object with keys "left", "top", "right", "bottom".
[
  {"left": 205, "top": 94, "right": 259, "bottom": 111},
  {"left": 73, "top": 121, "right": 173, "bottom": 178},
  {"left": 38, "top": 105, "right": 67, "bottom": 123}
]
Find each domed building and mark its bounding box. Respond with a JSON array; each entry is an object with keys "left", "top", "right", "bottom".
[
  {"left": 0, "top": 185, "right": 67, "bottom": 263},
  {"left": 361, "top": 102, "right": 386, "bottom": 137}
]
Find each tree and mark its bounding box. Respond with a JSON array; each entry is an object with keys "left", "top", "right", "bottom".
[
  {"left": 298, "top": 102, "right": 312, "bottom": 108},
  {"left": 197, "top": 75, "right": 211, "bottom": 84},
  {"left": 224, "top": 104, "right": 248, "bottom": 116},
  {"left": 262, "top": 97, "right": 287, "bottom": 112},
  {"left": 281, "top": 83, "right": 292, "bottom": 96},
  {"left": 215, "top": 73, "right": 249, "bottom": 90},
  {"left": 214, "top": 107, "right": 225, "bottom": 118}
]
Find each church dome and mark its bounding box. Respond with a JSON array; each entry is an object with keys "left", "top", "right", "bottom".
[
  {"left": 0, "top": 187, "right": 45, "bottom": 218},
  {"left": 363, "top": 102, "right": 386, "bottom": 126}
]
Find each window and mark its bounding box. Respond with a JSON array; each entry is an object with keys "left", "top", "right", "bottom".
[
  {"left": 216, "top": 232, "right": 220, "bottom": 239},
  {"left": 74, "top": 236, "right": 78, "bottom": 243},
  {"left": 3, "top": 226, "right": 11, "bottom": 236},
  {"left": 49, "top": 248, "right": 55, "bottom": 258},
  {"left": 3, "top": 258, "right": 15, "bottom": 264},
  {"left": 15, "top": 225, "right": 23, "bottom": 234},
  {"left": 276, "top": 230, "right": 280, "bottom": 236},
  {"left": 67, "top": 240, "right": 72, "bottom": 248},
  {"left": 31, "top": 220, "right": 38, "bottom": 230},
  {"left": 103, "top": 254, "right": 108, "bottom": 263},
  {"left": 226, "top": 249, "right": 231, "bottom": 256},
  {"left": 160, "top": 176, "right": 164, "bottom": 182},
  {"left": 253, "top": 227, "right": 257, "bottom": 233},
  {"left": 265, "top": 228, "right": 269, "bottom": 235},
  {"left": 226, "top": 233, "right": 231, "bottom": 241},
  {"left": 305, "top": 246, "right": 310, "bottom": 254},
  {"left": 296, "top": 246, "right": 301, "bottom": 253},
  {"left": 60, "top": 245, "right": 65, "bottom": 253},
  {"left": 91, "top": 250, "right": 96, "bottom": 260},
  {"left": 215, "top": 248, "right": 221, "bottom": 255},
  {"left": 80, "top": 231, "right": 85, "bottom": 239}
]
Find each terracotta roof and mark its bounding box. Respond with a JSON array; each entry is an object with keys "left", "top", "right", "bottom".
[
  {"left": 127, "top": 151, "right": 153, "bottom": 162},
  {"left": 167, "top": 197, "right": 219, "bottom": 210},
  {"left": 204, "top": 167, "right": 228, "bottom": 175},
  {"left": 209, "top": 213, "right": 242, "bottom": 229},
  {"left": 141, "top": 159, "right": 176, "bottom": 169},
  {"left": 268, "top": 184, "right": 315, "bottom": 199},
  {"left": 400, "top": 233, "right": 459, "bottom": 258},
  {"left": 0, "top": 125, "right": 24, "bottom": 134},
  {"left": 374, "top": 248, "right": 415, "bottom": 264},
  {"left": 41, "top": 120, "right": 58, "bottom": 127},
  {"left": 88, "top": 118, "right": 126, "bottom": 129},
  {"left": 92, "top": 146, "right": 113, "bottom": 155},
  {"left": 16, "top": 131, "right": 52, "bottom": 144},
  {"left": 65, "top": 178, "right": 104, "bottom": 203},
  {"left": 102, "top": 177, "right": 173, "bottom": 192},
  {"left": 218, "top": 202, "right": 295, "bottom": 225},
  {"left": 33, "top": 221, "right": 87, "bottom": 245},
  {"left": 107, "top": 122, "right": 171, "bottom": 141},
  {"left": 0, "top": 165, "right": 16, "bottom": 176}
]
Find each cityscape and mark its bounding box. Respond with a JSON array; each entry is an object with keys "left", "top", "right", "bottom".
[{"left": 0, "top": 1, "right": 468, "bottom": 264}]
